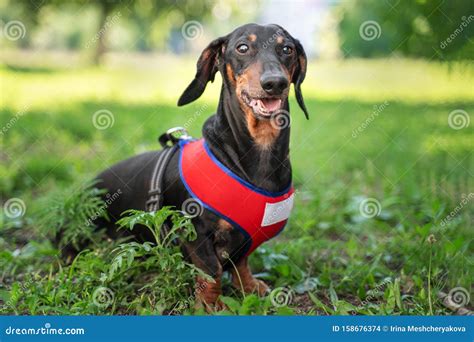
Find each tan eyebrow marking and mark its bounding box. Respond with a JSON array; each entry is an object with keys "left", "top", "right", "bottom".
[
  {"left": 248, "top": 34, "right": 257, "bottom": 42},
  {"left": 276, "top": 36, "right": 284, "bottom": 44}
]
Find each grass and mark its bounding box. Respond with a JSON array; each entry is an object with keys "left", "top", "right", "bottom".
[{"left": 0, "top": 54, "right": 473, "bottom": 315}]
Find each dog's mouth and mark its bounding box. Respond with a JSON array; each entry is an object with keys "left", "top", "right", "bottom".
[{"left": 241, "top": 91, "right": 284, "bottom": 118}]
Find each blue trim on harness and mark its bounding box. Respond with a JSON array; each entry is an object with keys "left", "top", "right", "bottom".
[{"left": 202, "top": 140, "right": 292, "bottom": 198}]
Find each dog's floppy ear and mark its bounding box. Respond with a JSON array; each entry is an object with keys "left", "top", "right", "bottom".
[
  {"left": 292, "top": 39, "right": 309, "bottom": 119},
  {"left": 177, "top": 36, "right": 227, "bottom": 106}
]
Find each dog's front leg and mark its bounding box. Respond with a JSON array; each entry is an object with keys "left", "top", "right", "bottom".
[
  {"left": 182, "top": 226, "right": 225, "bottom": 312},
  {"left": 230, "top": 256, "right": 270, "bottom": 296}
]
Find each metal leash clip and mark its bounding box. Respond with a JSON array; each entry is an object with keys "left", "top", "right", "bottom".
[{"left": 158, "top": 126, "right": 192, "bottom": 147}]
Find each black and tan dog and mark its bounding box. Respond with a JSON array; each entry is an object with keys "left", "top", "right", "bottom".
[{"left": 95, "top": 23, "right": 308, "bottom": 310}]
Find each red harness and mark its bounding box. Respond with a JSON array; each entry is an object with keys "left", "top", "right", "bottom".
[{"left": 179, "top": 139, "right": 294, "bottom": 256}]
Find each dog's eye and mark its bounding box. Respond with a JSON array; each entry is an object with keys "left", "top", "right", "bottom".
[
  {"left": 236, "top": 44, "right": 249, "bottom": 54},
  {"left": 282, "top": 46, "right": 293, "bottom": 54},
  {"left": 282, "top": 45, "right": 293, "bottom": 55}
]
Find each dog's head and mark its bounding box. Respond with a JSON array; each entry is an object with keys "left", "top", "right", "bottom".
[{"left": 178, "top": 23, "right": 309, "bottom": 121}]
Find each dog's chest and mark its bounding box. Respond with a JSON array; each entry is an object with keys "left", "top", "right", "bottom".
[{"left": 179, "top": 138, "right": 295, "bottom": 255}]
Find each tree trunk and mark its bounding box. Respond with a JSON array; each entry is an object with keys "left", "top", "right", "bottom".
[{"left": 92, "top": 2, "right": 112, "bottom": 65}]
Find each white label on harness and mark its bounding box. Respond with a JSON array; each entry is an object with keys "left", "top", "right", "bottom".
[{"left": 261, "top": 194, "right": 295, "bottom": 227}]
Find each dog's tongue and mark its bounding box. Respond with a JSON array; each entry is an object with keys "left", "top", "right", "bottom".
[{"left": 260, "top": 98, "right": 281, "bottom": 112}]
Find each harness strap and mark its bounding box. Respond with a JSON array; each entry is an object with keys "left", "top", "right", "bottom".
[
  {"left": 146, "top": 144, "right": 179, "bottom": 242},
  {"left": 147, "top": 147, "right": 174, "bottom": 211}
]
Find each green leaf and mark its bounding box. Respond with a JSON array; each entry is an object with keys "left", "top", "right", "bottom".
[
  {"left": 308, "top": 291, "right": 334, "bottom": 315},
  {"left": 329, "top": 283, "right": 339, "bottom": 309},
  {"left": 219, "top": 296, "right": 241, "bottom": 314},
  {"left": 275, "top": 306, "right": 295, "bottom": 315},
  {"left": 239, "top": 294, "right": 261, "bottom": 315}
]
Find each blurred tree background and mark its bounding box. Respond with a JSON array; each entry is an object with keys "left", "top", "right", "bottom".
[
  {"left": 338, "top": 0, "right": 474, "bottom": 60},
  {"left": 0, "top": 0, "right": 248, "bottom": 64},
  {"left": 1, "top": 0, "right": 472, "bottom": 64}
]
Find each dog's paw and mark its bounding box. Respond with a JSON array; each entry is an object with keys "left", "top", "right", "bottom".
[
  {"left": 233, "top": 278, "right": 270, "bottom": 297},
  {"left": 253, "top": 279, "right": 271, "bottom": 297},
  {"left": 195, "top": 297, "right": 228, "bottom": 313},
  {"left": 213, "top": 298, "right": 228, "bottom": 312},
  {"left": 194, "top": 276, "right": 228, "bottom": 313}
]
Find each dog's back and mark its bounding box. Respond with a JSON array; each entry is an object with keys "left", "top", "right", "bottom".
[{"left": 94, "top": 151, "right": 161, "bottom": 241}]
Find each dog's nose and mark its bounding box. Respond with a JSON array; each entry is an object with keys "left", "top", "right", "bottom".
[{"left": 260, "top": 75, "right": 289, "bottom": 96}]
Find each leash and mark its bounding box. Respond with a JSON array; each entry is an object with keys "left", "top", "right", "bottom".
[{"left": 146, "top": 127, "right": 192, "bottom": 243}]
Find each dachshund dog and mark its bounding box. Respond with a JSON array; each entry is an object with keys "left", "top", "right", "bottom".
[{"left": 95, "top": 23, "right": 308, "bottom": 310}]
